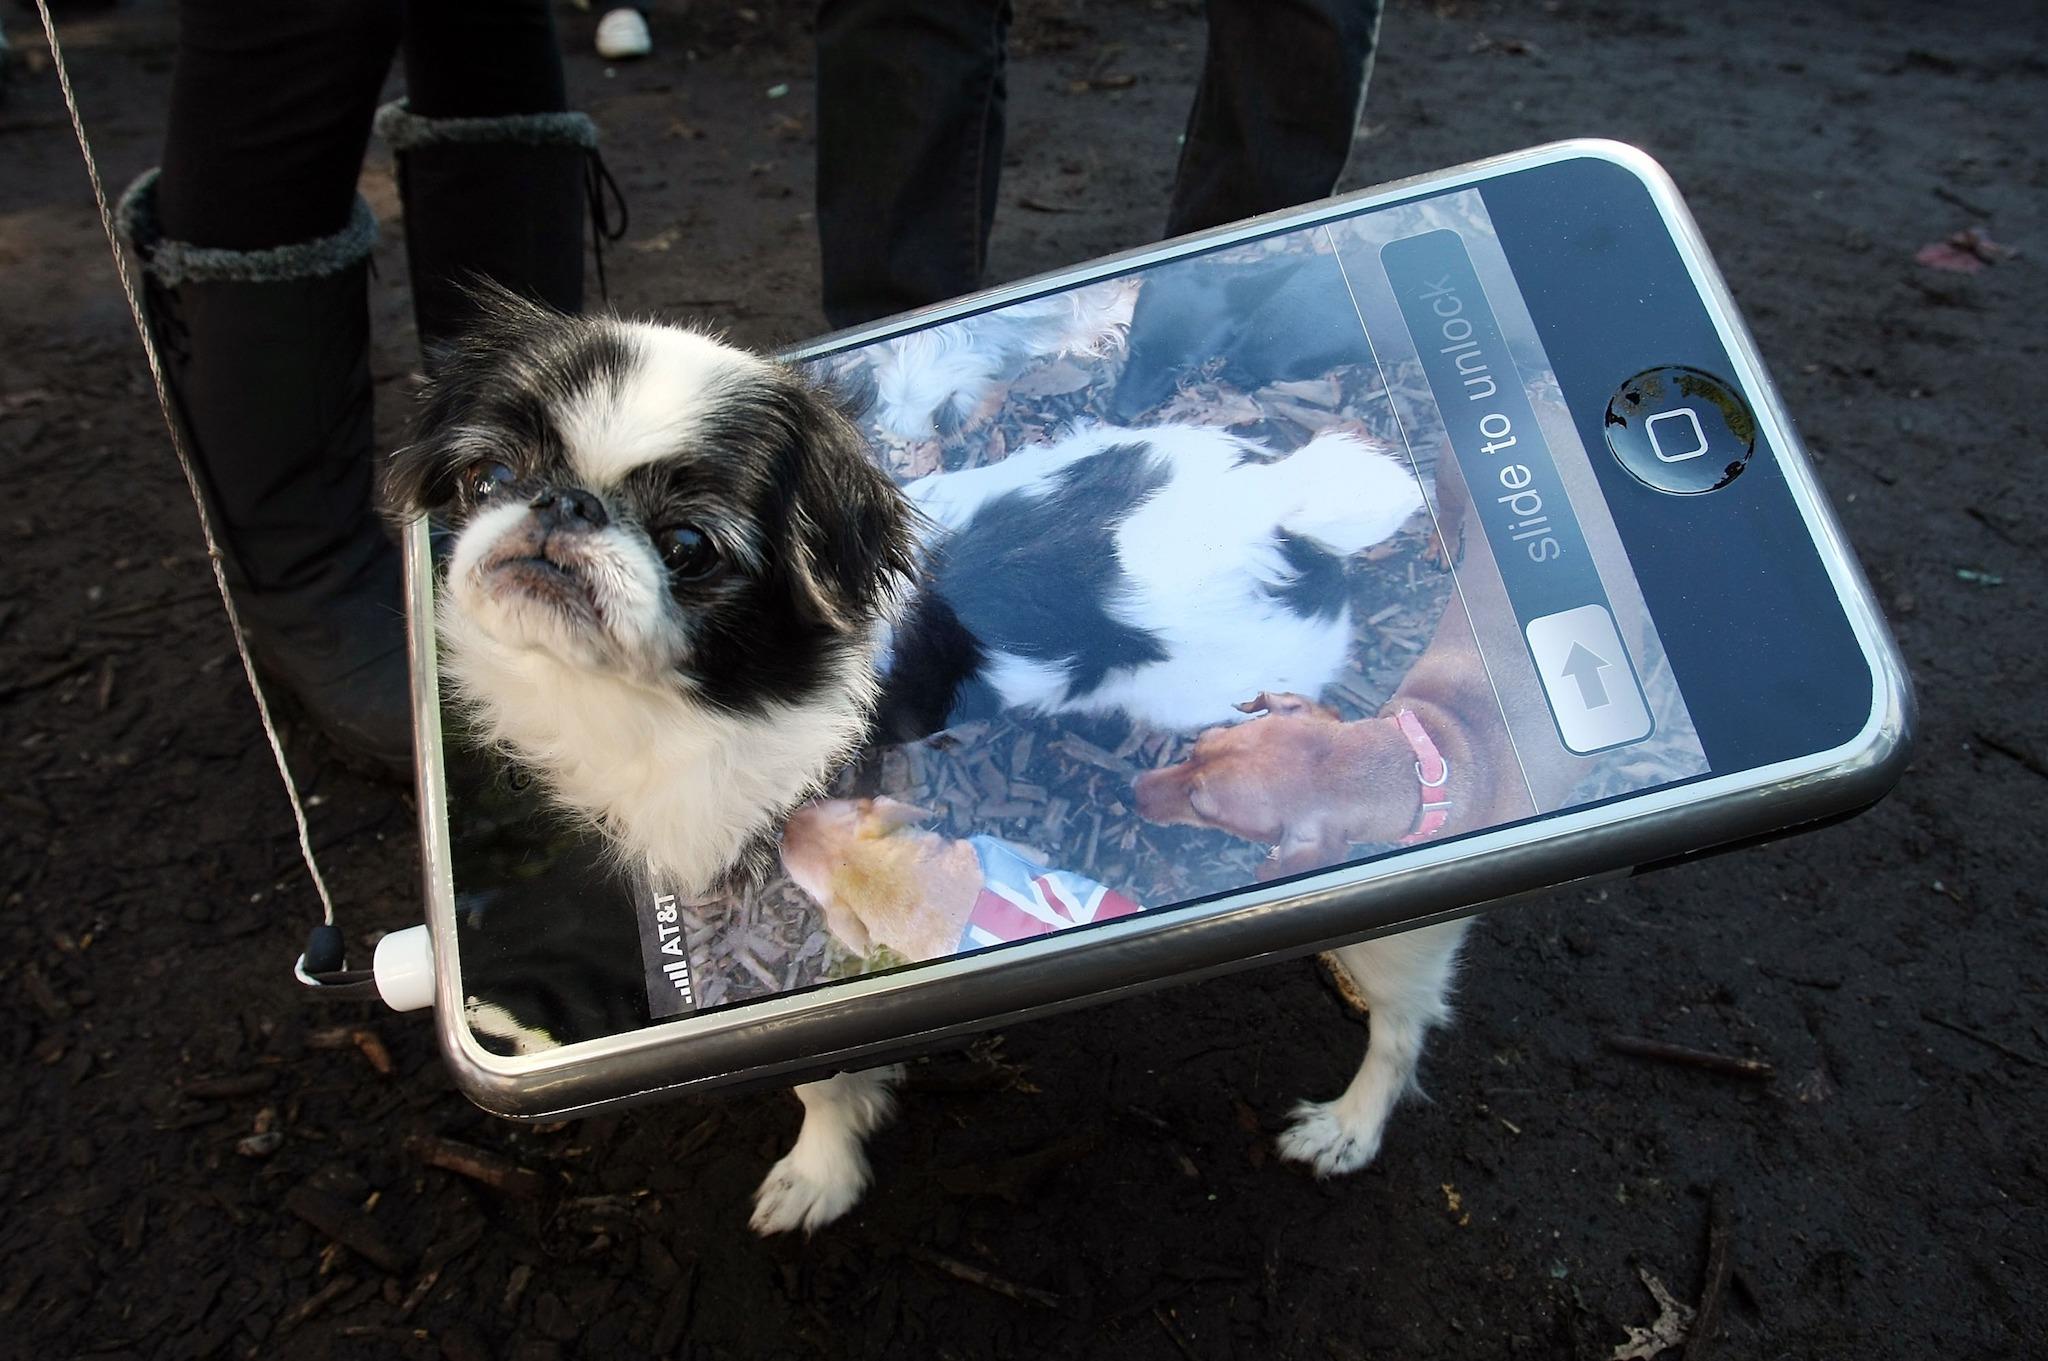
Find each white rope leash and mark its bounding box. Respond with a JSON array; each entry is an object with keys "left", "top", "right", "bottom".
[{"left": 32, "top": 1, "right": 339, "bottom": 931}]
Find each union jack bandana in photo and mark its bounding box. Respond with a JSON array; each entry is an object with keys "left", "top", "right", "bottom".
[{"left": 960, "top": 836, "right": 1142, "bottom": 951}]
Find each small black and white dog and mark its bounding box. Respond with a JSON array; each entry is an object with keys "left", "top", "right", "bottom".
[
  {"left": 393, "top": 292, "right": 1448, "bottom": 1236},
  {"left": 389, "top": 290, "right": 917, "bottom": 898}
]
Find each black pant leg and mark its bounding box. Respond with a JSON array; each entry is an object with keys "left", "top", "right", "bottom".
[
  {"left": 1164, "top": 0, "right": 1385, "bottom": 239},
  {"left": 157, "top": 0, "right": 402, "bottom": 250},
  {"left": 385, "top": 0, "right": 587, "bottom": 352},
  {"left": 815, "top": 0, "right": 1012, "bottom": 328},
  {"left": 401, "top": 0, "right": 567, "bottom": 117}
]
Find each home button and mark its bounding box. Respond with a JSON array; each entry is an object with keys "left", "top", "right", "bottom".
[{"left": 1604, "top": 366, "right": 1756, "bottom": 494}]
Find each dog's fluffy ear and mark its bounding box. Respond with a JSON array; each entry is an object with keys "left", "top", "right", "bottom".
[
  {"left": 381, "top": 282, "right": 573, "bottom": 517},
  {"left": 823, "top": 355, "right": 879, "bottom": 424},
  {"left": 778, "top": 373, "right": 918, "bottom": 628}
]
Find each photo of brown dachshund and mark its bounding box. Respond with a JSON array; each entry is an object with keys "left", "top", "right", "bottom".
[{"left": 1132, "top": 601, "right": 1529, "bottom": 878}]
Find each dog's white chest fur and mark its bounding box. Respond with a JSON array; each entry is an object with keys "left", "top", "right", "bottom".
[{"left": 438, "top": 600, "right": 881, "bottom": 895}]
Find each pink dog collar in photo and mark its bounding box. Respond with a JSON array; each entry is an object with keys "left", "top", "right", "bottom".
[{"left": 1394, "top": 709, "right": 1453, "bottom": 846}]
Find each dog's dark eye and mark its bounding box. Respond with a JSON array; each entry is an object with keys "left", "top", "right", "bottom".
[
  {"left": 462, "top": 459, "right": 516, "bottom": 503},
  {"left": 656, "top": 524, "right": 720, "bottom": 579}
]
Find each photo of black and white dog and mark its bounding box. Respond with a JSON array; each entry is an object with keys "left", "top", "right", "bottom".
[
  {"left": 393, "top": 247, "right": 1468, "bottom": 1235},
  {"left": 876, "top": 421, "right": 1424, "bottom": 740}
]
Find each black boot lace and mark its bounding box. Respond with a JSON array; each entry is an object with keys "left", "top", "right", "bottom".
[{"left": 584, "top": 149, "right": 630, "bottom": 305}]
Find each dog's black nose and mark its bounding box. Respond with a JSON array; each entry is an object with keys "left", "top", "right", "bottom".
[{"left": 530, "top": 487, "right": 609, "bottom": 531}]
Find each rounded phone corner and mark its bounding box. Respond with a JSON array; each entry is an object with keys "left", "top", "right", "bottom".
[
  {"left": 430, "top": 1005, "right": 560, "bottom": 1121},
  {"left": 1861, "top": 641, "right": 1918, "bottom": 795},
  {"left": 1542, "top": 137, "right": 1676, "bottom": 190},
  {"left": 1817, "top": 630, "right": 1917, "bottom": 814}
]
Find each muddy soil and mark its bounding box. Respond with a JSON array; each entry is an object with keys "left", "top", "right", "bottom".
[{"left": 2, "top": 2, "right": 2044, "bottom": 1358}]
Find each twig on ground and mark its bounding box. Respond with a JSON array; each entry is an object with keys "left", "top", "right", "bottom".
[
  {"left": 1153, "top": 1305, "right": 1201, "bottom": 1361},
  {"left": 397, "top": 1266, "right": 440, "bottom": 1319},
  {"left": 909, "top": 1247, "right": 1059, "bottom": 1308},
  {"left": 1933, "top": 184, "right": 1994, "bottom": 218},
  {"left": 306, "top": 1025, "right": 396, "bottom": 1077},
  {"left": 91, "top": 588, "right": 217, "bottom": 621},
  {"left": 283, "top": 1186, "right": 412, "bottom": 1276},
  {"left": 0, "top": 654, "right": 95, "bottom": 703},
  {"left": 276, "top": 1274, "right": 357, "bottom": 1335},
  {"left": 0, "top": 115, "right": 72, "bottom": 135},
  {"left": 1973, "top": 731, "right": 2048, "bottom": 781},
  {"left": 21, "top": 965, "right": 70, "bottom": 1020},
  {"left": 179, "top": 1071, "right": 276, "bottom": 1100},
  {"left": 405, "top": 1134, "right": 549, "bottom": 1198},
  {"left": 1681, "top": 1184, "right": 1736, "bottom": 1361},
  {"left": 935, "top": 1131, "right": 1100, "bottom": 1204},
  {"left": 1605, "top": 1035, "right": 1774, "bottom": 1081},
  {"left": 1964, "top": 505, "right": 2023, "bottom": 546},
  {"left": 650, "top": 1259, "right": 700, "bottom": 1356},
  {"left": 1920, "top": 1010, "right": 2048, "bottom": 1070},
  {"left": 501, "top": 1262, "right": 533, "bottom": 1313},
  {"left": 670, "top": 1110, "right": 724, "bottom": 1160}
]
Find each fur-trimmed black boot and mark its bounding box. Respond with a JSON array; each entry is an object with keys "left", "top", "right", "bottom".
[
  {"left": 374, "top": 100, "right": 619, "bottom": 363},
  {"left": 118, "top": 170, "right": 413, "bottom": 780}
]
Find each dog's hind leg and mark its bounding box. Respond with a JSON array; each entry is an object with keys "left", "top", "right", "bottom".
[
  {"left": 1276, "top": 919, "right": 1470, "bottom": 1176},
  {"left": 749, "top": 1065, "right": 906, "bottom": 1235}
]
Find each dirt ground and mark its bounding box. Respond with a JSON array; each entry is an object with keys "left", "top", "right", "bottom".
[{"left": 3, "top": 1, "right": 2045, "bottom": 1357}]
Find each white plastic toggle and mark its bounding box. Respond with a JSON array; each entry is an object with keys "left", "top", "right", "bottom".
[{"left": 373, "top": 924, "right": 436, "bottom": 1012}]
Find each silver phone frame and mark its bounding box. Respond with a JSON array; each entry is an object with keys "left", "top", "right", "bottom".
[{"left": 404, "top": 139, "right": 1914, "bottom": 1121}]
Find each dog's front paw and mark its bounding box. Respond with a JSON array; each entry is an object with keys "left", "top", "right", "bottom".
[
  {"left": 748, "top": 1144, "right": 870, "bottom": 1236},
  {"left": 1275, "top": 1098, "right": 1386, "bottom": 1177}
]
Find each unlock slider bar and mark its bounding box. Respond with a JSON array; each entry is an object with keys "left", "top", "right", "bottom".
[{"left": 1524, "top": 604, "right": 1653, "bottom": 754}]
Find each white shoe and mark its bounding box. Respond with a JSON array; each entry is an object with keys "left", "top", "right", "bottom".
[{"left": 595, "top": 8, "right": 652, "bottom": 61}]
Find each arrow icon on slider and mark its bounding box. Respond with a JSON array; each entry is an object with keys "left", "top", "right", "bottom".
[
  {"left": 1525, "top": 604, "right": 1652, "bottom": 753},
  {"left": 1560, "top": 642, "right": 1612, "bottom": 710}
]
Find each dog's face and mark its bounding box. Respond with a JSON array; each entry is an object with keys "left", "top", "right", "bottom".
[
  {"left": 779, "top": 796, "right": 931, "bottom": 901},
  {"left": 1136, "top": 719, "right": 1361, "bottom": 881},
  {"left": 388, "top": 290, "right": 916, "bottom": 713},
  {"left": 779, "top": 796, "right": 960, "bottom": 959},
  {"left": 1133, "top": 719, "right": 1323, "bottom": 844}
]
